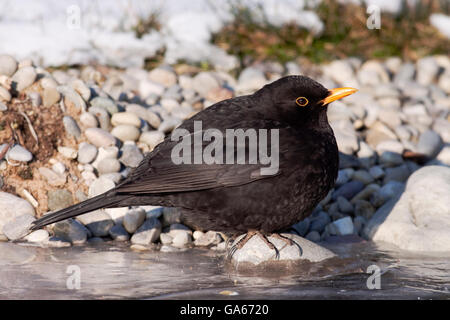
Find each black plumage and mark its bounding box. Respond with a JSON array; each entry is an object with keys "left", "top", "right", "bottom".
[{"left": 30, "top": 76, "right": 357, "bottom": 237}]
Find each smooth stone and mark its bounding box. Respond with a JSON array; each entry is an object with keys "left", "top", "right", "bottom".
[
  {"left": 111, "top": 125, "right": 140, "bottom": 142},
  {"left": 172, "top": 232, "right": 192, "bottom": 247},
  {"left": 97, "top": 158, "right": 121, "bottom": 174},
  {"left": 291, "top": 218, "right": 310, "bottom": 237},
  {"left": 123, "top": 208, "right": 146, "bottom": 234},
  {"left": 51, "top": 162, "right": 66, "bottom": 175},
  {"left": 433, "top": 118, "right": 450, "bottom": 143},
  {"left": 119, "top": 144, "right": 144, "bottom": 168},
  {"left": 79, "top": 112, "right": 98, "bottom": 128},
  {"left": 161, "top": 207, "right": 182, "bottom": 227},
  {"left": 11, "top": 66, "right": 36, "bottom": 91},
  {"left": 47, "top": 189, "right": 73, "bottom": 211},
  {"left": 90, "top": 96, "right": 119, "bottom": 114},
  {"left": 109, "top": 224, "right": 130, "bottom": 241},
  {"left": 148, "top": 67, "right": 177, "bottom": 87},
  {"left": 194, "top": 230, "right": 222, "bottom": 247},
  {"left": 139, "top": 130, "right": 165, "bottom": 150},
  {"left": 58, "top": 146, "right": 77, "bottom": 159},
  {"left": 6, "top": 145, "right": 33, "bottom": 162},
  {"left": 38, "top": 167, "right": 66, "bottom": 186},
  {"left": 58, "top": 86, "right": 86, "bottom": 111},
  {"left": 0, "top": 192, "right": 34, "bottom": 233},
  {"left": 160, "top": 233, "right": 173, "bottom": 245},
  {"left": 417, "top": 130, "right": 443, "bottom": 158},
  {"left": 352, "top": 170, "right": 374, "bottom": 185},
  {"left": 329, "top": 120, "right": 358, "bottom": 154},
  {"left": 85, "top": 128, "right": 116, "bottom": 147},
  {"left": 62, "top": 116, "right": 81, "bottom": 138},
  {"left": 336, "top": 168, "right": 354, "bottom": 186},
  {"left": 436, "top": 146, "right": 450, "bottom": 166},
  {"left": 364, "top": 166, "right": 450, "bottom": 252},
  {"left": 394, "top": 62, "right": 415, "bottom": 84},
  {"left": 305, "top": 230, "right": 321, "bottom": 242},
  {"left": 2, "top": 214, "right": 35, "bottom": 240},
  {"left": 383, "top": 164, "right": 410, "bottom": 184},
  {"left": 88, "top": 176, "right": 115, "bottom": 198},
  {"left": 77, "top": 143, "right": 98, "bottom": 164},
  {"left": 309, "top": 211, "right": 331, "bottom": 233},
  {"left": 369, "top": 166, "right": 385, "bottom": 179},
  {"left": 53, "top": 219, "right": 88, "bottom": 244},
  {"left": 158, "top": 117, "right": 181, "bottom": 133},
  {"left": 376, "top": 140, "right": 404, "bottom": 155},
  {"left": 328, "top": 217, "right": 354, "bottom": 236},
  {"left": 354, "top": 200, "right": 376, "bottom": 220},
  {"left": 91, "top": 146, "right": 119, "bottom": 169},
  {"left": 192, "top": 72, "right": 221, "bottom": 97},
  {"left": 168, "top": 223, "right": 192, "bottom": 237},
  {"left": 111, "top": 112, "right": 141, "bottom": 128},
  {"left": 370, "top": 181, "right": 405, "bottom": 208},
  {"left": 76, "top": 209, "right": 114, "bottom": 237},
  {"left": 130, "top": 218, "right": 162, "bottom": 245},
  {"left": 366, "top": 122, "right": 397, "bottom": 147},
  {"left": 139, "top": 80, "right": 165, "bottom": 98},
  {"left": 338, "top": 153, "right": 360, "bottom": 169},
  {"left": 230, "top": 233, "right": 336, "bottom": 266},
  {"left": 70, "top": 79, "right": 91, "bottom": 101},
  {"left": 0, "top": 86, "right": 11, "bottom": 102},
  {"left": 44, "top": 236, "right": 71, "bottom": 247},
  {"left": 332, "top": 181, "right": 365, "bottom": 200},
  {"left": 379, "top": 151, "right": 404, "bottom": 167},
  {"left": 416, "top": 57, "right": 440, "bottom": 86},
  {"left": 0, "top": 54, "right": 18, "bottom": 76},
  {"left": 25, "top": 229, "right": 49, "bottom": 243},
  {"left": 145, "top": 207, "right": 164, "bottom": 220},
  {"left": 88, "top": 106, "right": 111, "bottom": 130},
  {"left": 105, "top": 207, "right": 128, "bottom": 224},
  {"left": 337, "top": 196, "right": 353, "bottom": 213}
]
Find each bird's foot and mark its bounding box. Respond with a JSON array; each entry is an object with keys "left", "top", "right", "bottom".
[{"left": 227, "top": 231, "right": 280, "bottom": 260}]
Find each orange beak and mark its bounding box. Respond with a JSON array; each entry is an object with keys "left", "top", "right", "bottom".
[{"left": 320, "top": 87, "right": 358, "bottom": 105}]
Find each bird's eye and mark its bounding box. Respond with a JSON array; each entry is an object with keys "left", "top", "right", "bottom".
[{"left": 296, "top": 97, "right": 309, "bottom": 107}]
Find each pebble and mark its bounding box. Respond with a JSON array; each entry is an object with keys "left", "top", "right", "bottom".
[
  {"left": 38, "top": 167, "right": 66, "bottom": 186},
  {"left": 47, "top": 189, "right": 73, "bottom": 211},
  {"left": 337, "top": 196, "right": 353, "bottom": 213},
  {"left": 105, "top": 207, "right": 128, "bottom": 224},
  {"left": 383, "top": 164, "right": 410, "bottom": 184},
  {"left": 90, "top": 97, "right": 119, "bottom": 115},
  {"left": 416, "top": 130, "right": 443, "bottom": 158},
  {"left": 88, "top": 176, "right": 115, "bottom": 198},
  {"left": 379, "top": 151, "right": 404, "bottom": 167},
  {"left": 111, "top": 124, "right": 140, "bottom": 141},
  {"left": 130, "top": 218, "right": 162, "bottom": 245},
  {"left": 309, "top": 211, "right": 331, "bottom": 233},
  {"left": 111, "top": 112, "right": 141, "bottom": 128},
  {"left": 109, "top": 224, "right": 130, "bottom": 241},
  {"left": 80, "top": 112, "right": 98, "bottom": 128},
  {"left": 76, "top": 209, "right": 114, "bottom": 237},
  {"left": 329, "top": 217, "right": 354, "bottom": 236},
  {"left": 139, "top": 80, "right": 165, "bottom": 98},
  {"left": 0, "top": 87, "right": 11, "bottom": 102},
  {"left": 369, "top": 166, "right": 385, "bottom": 179},
  {"left": 119, "top": 144, "right": 144, "bottom": 168},
  {"left": 62, "top": 116, "right": 81, "bottom": 138},
  {"left": 370, "top": 181, "right": 405, "bottom": 207},
  {"left": 53, "top": 219, "right": 88, "bottom": 244},
  {"left": 11, "top": 66, "right": 36, "bottom": 92},
  {"left": 44, "top": 236, "right": 71, "bottom": 248},
  {"left": 305, "top": 231, "right": 321, "bottom": 242},
  {"left": 58, "top": 86, "right": 86, "bottom": 111},
  {"left": 6, "top": 145, "right": 33, "bottom": 162},
  {"left": 172, "top": 232, "right": 192, "bottom": 247},
  {"left": 77, "top": 143, "right": 98, "bottom": 164},
  {"left": 97, "top": 158, "right": 121, "bottom": 174},
  {"left": 0, "top": 54, "right": 18, "bottom": 76},
  {"left": 25, "top": 229, "right": 49, "bottom": 243},
  {"left": 123, "top": 208, "right": 146, "bottom": 234},
  {"left": 58, "top": 146, "right": 77, "bottom": 159},
  {"left": 139, "top": 131, "right": 165, "bottom": 150},
  {"left": 332, "top": 181, "right": 364, "bottom": 200},
  {"left": 70, "top": 79, "right": 91, "bottom": 101},
  {"left": 352, "top": 170, "right": 374, "bottom": 185},
  {"left": 291, "top": 218, "right": 310, "bottom": 237},
  {"left": 85, "top": 128, "right": 116, "bottom": 147},
  {"left": 336, "top": 168, "right": 354, "bottom": 186},
  {"left": 2, "top": 213, "right": 36, "bottom": 240},
  {"left": 148, "top": 67, "right": 177, "bottom": 87},
  {"left": 194, "top": 231, "right": 222, "bottom": 247},
  {"left": 89, "top": 106, "right": 111, "bottom": 130},
  {"left": 192, "top": 72, "right": 221, "bottom": 97},
  {"left": 160, "top": 233, "right": 173, "bottom": 245},
  {"left": 51, "top": 162, "right": 66, "bottom": 175},
  {"left": 354, "top": 200, "right": 375, "bottom": 220}
]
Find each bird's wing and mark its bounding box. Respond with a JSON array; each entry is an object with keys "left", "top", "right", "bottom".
[{"left": 115, "top": 119, "right": 286, "bottom": 194}]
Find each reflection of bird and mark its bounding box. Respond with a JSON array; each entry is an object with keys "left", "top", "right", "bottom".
[{"left": 31, "top": 76, "right": 356, "bottom": 252}]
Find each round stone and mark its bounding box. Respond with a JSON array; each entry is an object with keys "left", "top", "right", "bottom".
[
  {"left": 85, "top": 128, "right": 116, "bottom": 147},
  {"left": 111, "top": 125, "right": 140, "bottom": 141}
]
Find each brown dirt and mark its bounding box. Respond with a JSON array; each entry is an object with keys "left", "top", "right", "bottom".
[{"left": 0, "top": 84, "right": 88, "bottom": 217}]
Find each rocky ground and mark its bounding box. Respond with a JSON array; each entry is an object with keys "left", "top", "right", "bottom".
[{"left": 0, "top": 53, "right": 449, "bottom": 264}]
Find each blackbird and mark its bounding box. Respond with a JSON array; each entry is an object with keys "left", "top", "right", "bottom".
[{"left": 30, "top": 75, "right": 357, "bottom": 249}]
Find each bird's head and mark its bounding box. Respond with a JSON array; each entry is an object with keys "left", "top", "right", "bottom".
[{"left": 256, "top": 75, "right": 357, "bottom": 126}]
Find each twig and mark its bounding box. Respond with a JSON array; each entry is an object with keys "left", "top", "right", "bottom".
[{"left": 18, "top": 110, "right": 39, "bottom": 146}]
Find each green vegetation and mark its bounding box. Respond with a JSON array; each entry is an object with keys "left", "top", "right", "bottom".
[{"left": 212, "top": 0, "right": 450, "bottom": 66}]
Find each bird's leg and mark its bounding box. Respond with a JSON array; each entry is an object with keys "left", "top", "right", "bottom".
[
  {"left": 271, "top": 233, "right": 303, "bottom": 256},
  {"left": 227, "top": 231, "right": 281, "bottom": 260}
]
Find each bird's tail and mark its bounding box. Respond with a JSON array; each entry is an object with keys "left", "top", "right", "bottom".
[{"left": 30, "top": 191, "right": 129, "bottom": 231}]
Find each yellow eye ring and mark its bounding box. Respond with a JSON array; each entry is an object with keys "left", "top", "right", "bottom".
[{"left": 296, "top": 97, "right": 309, "bottom": 107}]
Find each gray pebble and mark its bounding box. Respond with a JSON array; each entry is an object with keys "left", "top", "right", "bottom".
[
  {"left": 53, "top": 219, "right": 89, "bottom": 244},
  {"left": 2, "top": 213, "right": 36, "bottom": 240},
  {"left": 109, "top": 225, "right": 130, "bottom": 241},
  {"left": 417, "top": 130, "right": 443, "bottom": 158},
  {"left": 119, "top": 144, "right": 144, "bottom": 168},
  {"left": 291, "top": 217, "right": 310, "bottom": 237},
  {"left": 0, "top": 54, "right": 18, "bottom": 76},
  {"left": 123, "top": 208, "right": 146, "bottom": 234},
  {"left": 305, "top": 231, "right": 321, "bottom": 242},
  {"left": 12, "top": 66, "right": 36, "bottom": 91},
  {"left": 63, "top": 116, "right": 81, "bottom": 138},
  {"left": 383, "top": 164, "right": 410, "bottom": 184},
  {"left": 354, "top": 200, "right": 375, "bottom": 219},
  {"left": 332, "top": 181, "right": 365, "bottom": 200},
  {"left": 76, "top": 209, "right": 114, "bottom": 237},
  {"left": 130, "top": 218, "right": 162, "bottom": 245},
  {"left": 25, "top": 229, "right": 49, "bottom": 243},
  {"left": 77, "top": 143, "right": 98, "bottom": 164},
  {"left": 97, "top": 158, "right": 121, "bottom": 175},
  {"left": 337, "top": 196, "right": 353, "bottom": 213},
  {"left": 47, "top": 189, "right": 73, "bottom": 211},
  {"left": 6, "top": 145, "right": 33, "bottom": 162}
]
